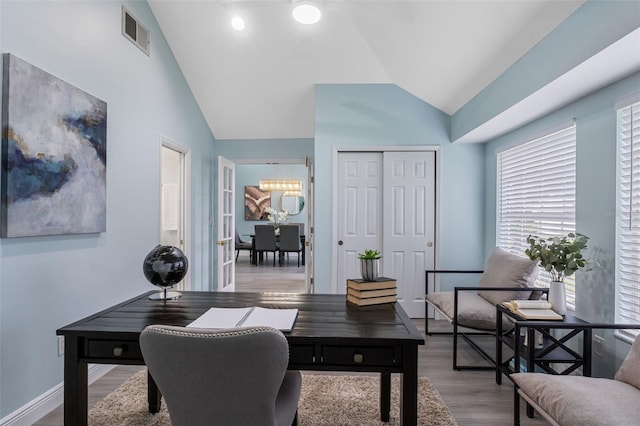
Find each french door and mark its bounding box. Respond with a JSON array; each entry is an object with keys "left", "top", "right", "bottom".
[{"left": 216, "top": 156, "right": 235, "bottom": 292}]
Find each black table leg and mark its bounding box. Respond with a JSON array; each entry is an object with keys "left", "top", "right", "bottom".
[
  {"left": 64, "top": 336, "right": 88, "bottom": 426},
  {"left": 400, "top": 345, "right": 419, "bottom": 426},
  {"left": 147, "top": 371, "right": 162, "bottom": 413},
  {"left": 380, "top": 372, "right": 391, "bottom": 422}
]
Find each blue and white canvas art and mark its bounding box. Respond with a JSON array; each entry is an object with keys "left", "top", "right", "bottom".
[{"left": 1, "top": 54, "right": 107, "bottom": 237}]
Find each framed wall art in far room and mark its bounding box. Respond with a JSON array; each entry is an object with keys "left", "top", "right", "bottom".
[
  {"left": 1, "top": 53, "right": 107, "bottom": 238},
  {"left": 244, "top": 185, "right": 270, "bottom": 221}
]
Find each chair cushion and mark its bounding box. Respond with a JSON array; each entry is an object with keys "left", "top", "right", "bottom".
[
  {"left": 614, "top": 335, "right": 640, "bottom": 389},
  {"left": 426, "top": 291, "right": 512, "bottom": 331},
  {"left": 512, "top": 373, "right": 640, "bottom": 426},
  {"left": 478, "top": 247, "right": 538, "bottom": 305}
]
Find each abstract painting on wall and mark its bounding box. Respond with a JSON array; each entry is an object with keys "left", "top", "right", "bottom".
[
  {"left": 1, "top": 54, "right": 107, "bottom": 237},
  {"left": 244, "top": 185, "right": 270, "bottom": 221}
]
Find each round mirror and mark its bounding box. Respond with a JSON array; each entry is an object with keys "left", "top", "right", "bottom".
[{"left": 281, "top": 194, "right": 304, "bottom": 215}]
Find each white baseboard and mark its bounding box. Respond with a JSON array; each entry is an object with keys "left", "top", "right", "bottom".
[{"left": 0, "top": 364, "right": 115, "bottom": 426}]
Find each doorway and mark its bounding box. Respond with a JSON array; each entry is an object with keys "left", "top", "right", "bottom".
[
  {"left": 223, "top": 159, "right": 312, "bottom": 294},
  {"left": 160, "top": 138, "right": 190, "bottom": 290},
  {"left": 334, "top": 148, "right": 437, "bottom": 318}
]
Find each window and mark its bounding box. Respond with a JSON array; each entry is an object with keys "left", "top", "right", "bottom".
[
  {"left": 497, "top": 124, "right": 577, "bottom": 307},
  {"left": 616, "top": 100, "right": 640, "bottom": 339}
]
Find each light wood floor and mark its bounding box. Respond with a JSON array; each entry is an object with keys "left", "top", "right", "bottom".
[{"left": 35, "top": 254, "right": 547, "bottom": 425}]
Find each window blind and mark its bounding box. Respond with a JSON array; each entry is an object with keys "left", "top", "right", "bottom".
[
  {"left": 616, "top": 101, "right": 640, "bottom": 338},
  {"left": 497, "top": 125, "right": 577, "bottom": 307}
]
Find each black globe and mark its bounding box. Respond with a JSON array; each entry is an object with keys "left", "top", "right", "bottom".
[{"left": 142, "top": 245, "right": 188, "bottom": 288}]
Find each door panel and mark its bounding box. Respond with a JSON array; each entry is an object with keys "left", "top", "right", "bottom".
[
  {"left": 383, "top": 151, "right": 435, "bottom": 317},
  {"left": 337, "top": 153, "right": 383, "bottom": 293}
]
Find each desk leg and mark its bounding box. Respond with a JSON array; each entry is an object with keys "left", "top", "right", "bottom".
[
  {"left": 400, "top": 345, "right": 419, "bottom": 426},
  {"left": 63, "top": 336, "right": 88, "bottom": 426},
  {"left": 147, "top": 371, "right": 162, "bottom": 412},
  {"left": 380, "top": 372, "right": 390, "bottom": 422}
]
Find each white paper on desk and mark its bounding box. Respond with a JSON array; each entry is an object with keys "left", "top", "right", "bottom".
[
  {"left": 240, "top": 307, "right": 298, "bottom": 332},
  {"left": 187, "top": 307, "right": 252, "bottom": 329},
  {"left": 186, "top": 307, "right": 298, "bottom": 332}
]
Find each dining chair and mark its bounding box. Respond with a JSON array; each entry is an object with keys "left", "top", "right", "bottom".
[
  {"left": 235, "top": 229, "right": 253, "bottom": 262},
  {"left": 140, "top": 325, "right": 301, "bottom": 426},
  {"left": 254, "top": 224, "right": 279, "bottom": 266},
  {"left": 278, "top": 224, "right": 303, "bottom": 267}
]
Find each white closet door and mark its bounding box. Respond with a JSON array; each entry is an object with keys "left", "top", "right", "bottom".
[
  {"left": 383, "top": 151, "right": 435, "bottom": 317},
  {"left": 336, "top": 153, "right": 383, "bottom": 293}
]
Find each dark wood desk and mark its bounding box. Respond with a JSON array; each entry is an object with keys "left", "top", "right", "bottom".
[{"left": 57, "top": 291, "right": 424, "bottom": 425}]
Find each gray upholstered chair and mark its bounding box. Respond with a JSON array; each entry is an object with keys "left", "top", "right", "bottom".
[
  {"left": 139, "top": 325, "right": 301, "bottom": 426},
  {"left": 255, "top": 224, "right": 279, "bottom": 266},
  {"left": 235, "top": 229, "right": 253, "bottom": 262},
  {"left": 426, "top": 247, "right": 545, "bottom": 370},
  {"left": 512, "top": 333, "right": 640, "bottom": 426},
  {"left": 278, "top": 224, "right": 303, "bottom": 267}
]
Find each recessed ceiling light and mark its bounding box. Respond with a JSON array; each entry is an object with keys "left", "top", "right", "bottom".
[
  {"left": 231, "top": 16, "right": 245, "bottom": 31},
  {"left": 292, "top": 0, "right": 321, "bottom": 25}
]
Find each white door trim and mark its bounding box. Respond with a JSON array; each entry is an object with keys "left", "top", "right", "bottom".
[
  {"left": 331, "top": 145, "right": 441, "bottom": 295},
  {"left": 159, "top": 135, "right": 192, "bottom": 290}
]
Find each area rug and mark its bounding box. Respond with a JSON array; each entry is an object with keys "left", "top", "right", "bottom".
[{"left": 88, "top": 370, "right": 457, "bottom": 426}]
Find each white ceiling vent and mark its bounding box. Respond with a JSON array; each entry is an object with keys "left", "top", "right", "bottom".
[{"left": 122, "top": 6, "right": 150, "bottom": 56}]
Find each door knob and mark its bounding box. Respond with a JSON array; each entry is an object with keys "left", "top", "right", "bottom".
[
  {"left": 338, "top": 240, "right": 343, "bottom": 245},
  {"left": 427, "top": 241, "right": 433, "bottom": 247}
]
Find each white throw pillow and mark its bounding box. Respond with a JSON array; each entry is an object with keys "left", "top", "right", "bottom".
[{"left": 478, "top": 247, "right": 538, "bottom": 305}]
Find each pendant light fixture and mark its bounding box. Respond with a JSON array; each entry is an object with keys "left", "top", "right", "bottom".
[
  {"left": 292, "top": 0, "right": 321, "bottom": 25},
  {"left": 259, "top": 179, "right": 303, "bottom": 192}
]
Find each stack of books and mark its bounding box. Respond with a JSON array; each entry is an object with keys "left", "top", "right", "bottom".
[
  {"left": 503, "top": 300, "right": 563, "bottom": 320},
  {"left": 346, "top": 277, "right": 397, "bottom": 306}
]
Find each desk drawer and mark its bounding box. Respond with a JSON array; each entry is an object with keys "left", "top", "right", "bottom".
[
  {"left": 289, "top": 345, "right": 315, "bottom": 364},
  {"left": 87, "top": 340, "right": 142, "bottom": 360},
  {"left": 322, "top": 346, "right": 395, "bottom": 367}
]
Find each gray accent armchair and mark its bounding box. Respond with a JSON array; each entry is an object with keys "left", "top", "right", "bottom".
[
  {"left": 140, "top": 325, "right": 301, "bottom": 426},
  {"left": 426, "top": 247, "right": 544, "bottom": 370},
  {"left": 512, "top": 332, "right": 640, "bottom": 426}
]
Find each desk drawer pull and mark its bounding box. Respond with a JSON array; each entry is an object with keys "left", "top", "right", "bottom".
[
  {"left": 353, "top": 353, "right": 364, "bottom": 364},
  {"left": 113, "top": 346, "right": 126, "bottom": 357}
]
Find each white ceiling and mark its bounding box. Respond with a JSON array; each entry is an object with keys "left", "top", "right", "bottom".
[{"left": 149, "top": 0, "right": 585, "bottom": 140}]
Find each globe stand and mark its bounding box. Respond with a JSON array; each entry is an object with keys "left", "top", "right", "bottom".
[{"left": 148, "top": 288, "right": 182, "bottom": 301}]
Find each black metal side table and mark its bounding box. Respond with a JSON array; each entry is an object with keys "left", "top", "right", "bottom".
[{"left": 495, "top": 303, "right": 592, "bottom": 385}]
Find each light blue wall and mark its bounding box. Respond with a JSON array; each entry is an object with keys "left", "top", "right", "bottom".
[
  {"left": 484, "top": 72, "right": 640, "bottom": 324},
  {"left": 0, "top": 0, "right": 215, "bottom": 418},
  {"left": 314, "top": 84, "right": 486, "bottom": 293},
  {"left": 235, "top": 164, "right": 307, "bottom": 237},
  {"left": 483, "top": 72, "right": 640, "bottom": 377},
  {"left": 452, "top": 0, "right": 640, "bottom": 142}
]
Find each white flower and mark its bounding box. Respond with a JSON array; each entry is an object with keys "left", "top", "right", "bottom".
[{"left": 264, "top": 207, "right": 288, "bottom": 224}]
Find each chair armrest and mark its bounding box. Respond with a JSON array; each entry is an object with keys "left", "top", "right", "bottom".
[
  {"left": 453, "top": 287, "right": 549, "bottom": 317},
  {"left": 454, "top": 286, "right": 549, "bottom": 293},
  {"left": 514, "top": 321, "right": 640, "bottom": 330}
]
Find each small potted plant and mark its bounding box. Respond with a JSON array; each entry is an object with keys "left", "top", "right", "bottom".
[
  {"left": 524, "top": 232, "right": 589, "bottom": 314},
  {"left": 358, "top": 249, "right": 381, "bottom": 281}
]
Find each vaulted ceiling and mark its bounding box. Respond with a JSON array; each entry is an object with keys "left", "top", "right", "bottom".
[{"left": 149, "top": 0, "right": 585, "bottom": 140}]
